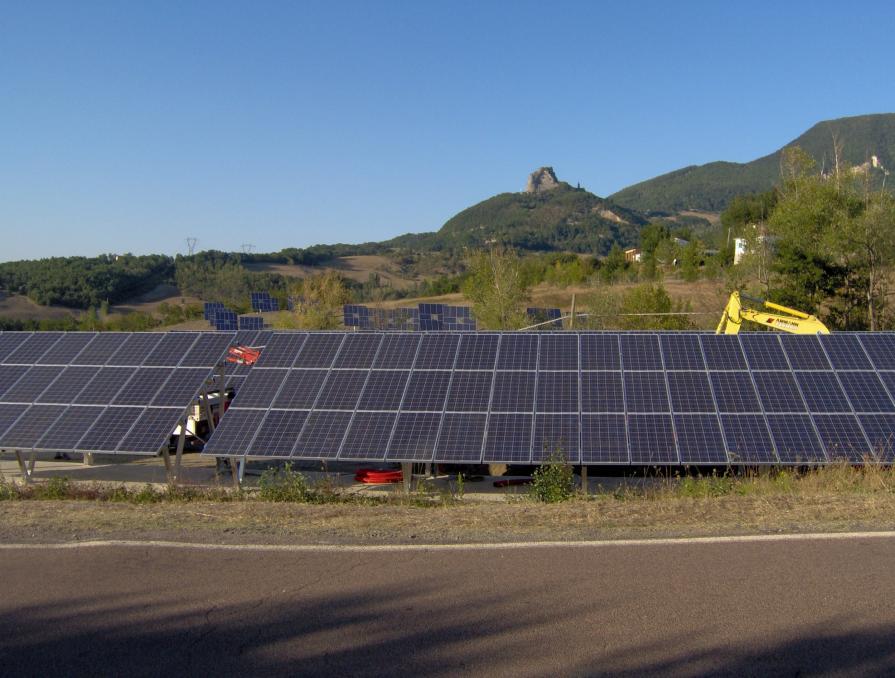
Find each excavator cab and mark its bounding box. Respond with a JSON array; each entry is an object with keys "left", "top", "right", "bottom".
[{"left": 716, "top": 291, "right": 830, "bottom": 335}]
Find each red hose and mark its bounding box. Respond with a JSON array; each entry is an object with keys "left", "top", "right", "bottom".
[{"left": 354, "top": 468, "right": 404, "bottom": 484}]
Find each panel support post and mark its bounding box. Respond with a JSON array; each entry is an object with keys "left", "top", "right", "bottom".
[
  {"left": 569, "top": 293, "right": 576, "bottom": 329},
  {"left": 83, "top": 453, "right": 95, "bottom": 466},
  {"left": 173, "top": 424, "right": 187, "bottom": 485},
  {"left": 402, "top": 462, "right": 413, "bottom": 494},
  {"left": 161, "top": 446, "right": 173, "bottom": 483},
  {"left": 580, "top": 465, "right": 588, "bottom": 497},
  {"left": 15, "top": 451, "right": 36, "bottom": 483}
]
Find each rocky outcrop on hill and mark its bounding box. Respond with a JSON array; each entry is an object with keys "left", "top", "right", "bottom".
[{"left": 525, "top": 167, "right": 560, "bottom": 193}]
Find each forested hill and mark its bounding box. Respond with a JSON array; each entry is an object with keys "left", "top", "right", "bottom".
[{"left": 609, "top": 113, "right": 895, "bottom": 213}]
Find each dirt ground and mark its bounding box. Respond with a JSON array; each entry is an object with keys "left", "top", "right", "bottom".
[{"left": 3, "top": 491, "right": 894, "bottom": 546}]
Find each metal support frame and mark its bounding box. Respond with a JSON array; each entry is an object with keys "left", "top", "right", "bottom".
[
  {"left": 161, "top": 446, "right": 173, "bottom": 483},
  {"left": 173, "top": 423, "right": 187, "bottom": 483},
  {"left": 580, "top": 465, "right": 588, "bottom": 496},
  {"left": 402, "top": 462, "right": 413, "bottom": 494},
  {"left": 83, "top": 453, "right": 95, "bottom": 466},
  {"left": 15, "top": 451, "right": 36, "bottom": 483}
]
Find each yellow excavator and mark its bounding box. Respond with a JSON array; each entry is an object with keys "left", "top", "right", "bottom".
[{"left": 716, "top": 291, "right": 830, "bottom": 335}]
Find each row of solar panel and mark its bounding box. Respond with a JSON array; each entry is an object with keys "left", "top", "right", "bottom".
[
  {"left": 204, "top": 408, "right": 895, "bottom": 465},
  {"left": 211, "top": 366, "right": 895, "bottom": 415},
  {"left": 343, "top": 304, "right": 476, "bottom": 331},
  {"left": 0, "top": 332, "right": 241, "bottom": 368},
  {"left": 250, "top": 292, "right": 279, "bottom": 313},
  {"left": 526, "top": 307, "right": 563, "bottom": 329},
  {"left": 243, "top": 331, "right": 895, "bottom": 372}
]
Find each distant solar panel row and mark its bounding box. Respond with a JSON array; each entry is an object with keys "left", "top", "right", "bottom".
[
  {"left": 343, "top": 304, "right": 476, "bottom": 331},
  {"left": 0, "top": 332, "right": 237, "bottom": 454},
  {"left": 527, "top": 307, "right": 563, "bottom": 329},
  {"left": 203, "top": 331, "right": 895, "bottom": 466},
  {"left": 250, "top": 291, "right": 279, "bottom": 313}
]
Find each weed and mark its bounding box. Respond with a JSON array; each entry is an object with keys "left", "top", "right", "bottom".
[
  {"left": 530, "top": 450, "right": 575, "bottom": 503},
  {"left": 35, "top": 477, "right": 70, "bottom": 500},
  {"left": 258, "top": 464, "right": 313, "bottom": 502},
  {"left": 0, "top": 476, "right": 19, "bottom": 501}
]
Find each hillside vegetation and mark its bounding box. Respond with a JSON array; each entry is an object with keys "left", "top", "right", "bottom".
[{"left": 610, "top": 113, "right": 895, "bottom": 213}]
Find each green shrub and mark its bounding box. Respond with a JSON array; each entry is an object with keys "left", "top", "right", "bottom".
[
  {"left": 530, "top": 451, "right": 575, "bottom": 503},
  {"left": 36, "top": 476, "right": 71, "bottom": 500},
  {"left": 258, "top": 464, "right": 313, "bottom": 502}
]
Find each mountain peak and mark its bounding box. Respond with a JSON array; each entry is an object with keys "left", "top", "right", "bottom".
[{"left": 525, "top": 166, "right": 560, "bottom": 193}]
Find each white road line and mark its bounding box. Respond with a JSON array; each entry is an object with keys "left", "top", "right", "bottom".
[{"left": 2, "top": 531, "right": 895, "bottom": 553}]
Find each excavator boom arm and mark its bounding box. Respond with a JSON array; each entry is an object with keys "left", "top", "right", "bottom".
[{"left": 716, "top": 291, "right": 830, "bottom": 335}]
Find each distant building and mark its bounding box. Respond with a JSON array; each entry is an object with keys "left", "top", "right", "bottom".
[{"left": 624, "top": 247, "right": 642, "bottom": 263}]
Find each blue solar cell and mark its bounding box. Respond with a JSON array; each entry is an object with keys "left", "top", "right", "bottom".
[
  {"left": 445, "top": 371, "right": 493, "bottom": 412},
  {"left": 660, "top": 334, "right": 705, "bottom": 370},
  {"left": 106, "top": 334, "right": 165, "bottom": 366},
  {"left": 333, "top": 334, "right": 383, "bottom": 369},
  {"left": 627, "top": 414, "right": 677, "bottom": 464},
  {"left": 496, "top": 334, "right": 539, "bottom": 370},
  {"left": 37, "top": 333, "right": 97, "bottom": 365},
  {"left": 74, "top": 367, "right": 133, "bottom": 404},
  {"left": 538, "top": 334, "right": 578, "bottom": 370},
  {"left": 180, "top": 333, "right": 235, "bottom": 367},
  {"left": 821, "top": 334, "right": 872, "bottom": 370},
  {"left": 414, "top": 335, "right": 460, "bottom": 369},
  {"left": 435, "top": 413, "right": 486, "bottom": 462},
  {"left": 581, "top": 414, "right": 627, "bottom": 463},
  {"left": 858, "top": 334, "right": 895, "bottom": 370},
  {"left": 455, "top": 334, "right": 499, "bottom": 370},
  {"left": 293, "top": 334, "right": 345, "bottom": 368},
  {"left": 0, "top": 405, "right": 67, "bottom": 449},
  {"left": 580, "top": 334, "right": 621, "bottom": 370},
  {"left": 795, "top": 372, "right": 851, "bottom": 412},
  {"left": 533, "top": 414, "right": 580, "bottom": 463},
  {"left": 293, "top": 411, "right": 352, "bottom": 459},
  {"left": 580, "top": 372, "right": 624, "bottom": 413},
  {"left": 386, "top": 412, "right": 440, "bottom": 461},
  {"left": 779, "top": 335, "right": 831, "bottom": 370},
  {"left": 766, "top": 414, "right": 826, "bottom": 463},
  {"left": 720, "top": 414, "right": 778, "bottom": 463},
  {"left": 838, "top": 372, "right": 895, "bottom": 412},
  {"left": 674, "top": 414, "right": 727, "bottom": 464},
  {"left": 118, "top": 408, "right": 182, "bottom": 454},
  {"left": 536, "top": 371, "right": 579, "bottom": 413},
  {"left": 740, "top": 334, "right": 789, "bottom": 370},
  {"left": 5, "top": 333, "right": 64, "bottom": 364},
  {"left": 113, "top": 368, "right": 174, "bottom": 406},
  {"left": 752, "top": 372, "right": 806, "bottom": 412},
  {"left": 402, "top": 371, "right": 451, "bottom": 411},
  {"left": 0, "top": 403, "right": 28, "bottom": 439},
  {"left": 35, "top": 405, "right": 104, "bottom": 451},
  {"left": 620, "top": 334, "right": 662, "bottom": 370},
  {"left": 202, "top": 409, "right": 263, "bottom": 456},
  {"left": 232, "top": 369, "right": 288, "bottom": 408},
  {"left": 254, "top": 333, "right": 308, "bottom": 368},
  {"left": 0, "top": 365, "right": 30, "bottom": 399},
  {"left": 484, "top": 413, "right": 532, "bottom": 463},
  {"left": 857, "top": 415, "right": 895, "bottom": 461},
  {"left": 812, "top": 414, "right": 871, "bottom": 462},
  {"left": 357, "top": 370, "right": 410, "bottom": 410},
  {"left": 339, "top": 411, "right": 395, "bottom": 461},
  {"left": 623, "top": 372, "right": 669, "bottom": 413},
  {"left": 36, "top": 367, "right": 100, "bottom": 404},
  {"left": 709, "top": 372, "right": 762, "bottom": 413},
  {"left": 0, "top": 366, "right": 63, "bottom": 403},
  {"left": 315, "top": 370, "right": 369, "bottom": 410},
  {"left": 75, "top": 406, "right": 144, "bottom": 452},
  {"left": 0, "top": 332, "right": 32, "bottom": 358},
  {"left": 246, "top": 410, "right": 308, "bottom": 457},
  {"left": 700, "top": 335, "right": 747, "bottom": 370},
  {"left": 69, "top": 333, "right": 130, "bottom": 366},
  {"left": 490, "top": 372, "right": 536, "bottom": 413},
  {"left": 150, "top": 368, "right": 209, "bottom": 407},
  {"left": 270, "top": 369, "right": 328, "bottom": 409},
  {"left": 666, "top": 372, "right": 715, "bottom": 413}
]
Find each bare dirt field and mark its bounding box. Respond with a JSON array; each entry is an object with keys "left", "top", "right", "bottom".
[
  {"left": 246, "top": 255, "right": 420, "bottom": 290},
  {"left": 0, "top": 292, "right": 78, "bottom": 321}
]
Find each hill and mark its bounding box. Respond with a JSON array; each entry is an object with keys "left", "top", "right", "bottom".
[
  {"left": 609, "top": 113, "right": 895, "bottom": 213},
  {"left": 392, "top": 167, "right": 649, "bottom": 256}
]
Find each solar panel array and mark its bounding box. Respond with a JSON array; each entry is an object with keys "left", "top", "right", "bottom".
[
  {"left": 204, "top": 302, "right": 225, "bottom": 321},
  {"left": 0, "top": 332, "right": 236, "bottom": 455},
  {"left": 343, "top": 304, "right": 476, "bottom": 331},
  {"left": 527, "top": 307, "right": 563, "bottom": 329},
  {"left": 250, "top": 291, "right": 279, "bottom": 313},
  {"left": 203, "top": 331, "right": 895, "bottom": 465},
  {"left": 238, "top": 316, "right": 265, "bottom": 331},
  {"left": 214, "top": 309, "right": 238, "bottom": 331}
]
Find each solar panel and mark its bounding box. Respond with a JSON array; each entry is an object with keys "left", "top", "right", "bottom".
[
  {"left": 0, "top": 405, "right": 67, "bottom": 449},
  {"left": 812, "top": 414, "right": 871, "bottom": 462},
  {"left": 0, "top": 366, "right": 63, "bottom": 403},
  {"left": 0, "top": 365, "right": 30, "bottom": 399},
  {"left": 700, "top": 335, "right": 747, "bottom": 370},
  {"left": 491, "top": 372, "right": 536, "bottom": 412},
  {"left": 623, "top": 372, "right": 669, "bottom": 413},
  {"left": 857, "top": 415, "right": 895, "bottom": 461},
  {"left": 197, "top": 330, "right": 895, "bottom": 467},
  {"left": 75, "top": 407, "right": 143, "bottom": 452},
  {"left": 674, "top": 414, "right": 727, "bottom": 464},
  {"left": 580, "top": 372, "right": 624, "bottom": 413},
  {"left": 740, "top": 334, "right": 789, "bottom": 370},
  {"left": 495, "top": 334, "right": 539, "bottom": 370},
  {"left": 858, "top": 334, "right": 895, "bottom": 370},
  {"left": 484, "top": 413, "right": 532, "bottom": 463},
  {"left": 581, "top": 414, "right": 627, "bottom": 463},
  {"left": 0, "top": 333, "right": 31, "bottom": 357},
  {"left": 339, "top": 411, "right": 394, "bottom": 460},
  {"left": 37, "top": 333, "right": 97, "bottom": 365},
  {"left": 660, "top": 334, "right": 705, "bottom": 370},
  {"left": 179, "top": 333, "right": 234, "bottom": 367},
  {"left": 150, "top": 368, "right": 210, "bottom": 407},
  {"left": 627, "top": 414, "right": 677, "bottom": 464},
  {"left": 838, "top": 372, "right": 895, "bottom": 412},
  {"left": 113, "top": 368, "right": 175, "bottom": 406},
  {"left": 143, "top": 333, "right": 200, "bottom": 366},
  {"left": 821, "top": 334, "right": 872, "bottom": 370},
  {"left": 666, "top": 371, "right": 715, "bottom": 413},
  {"left": 70, "top": 333, "right": 130, "bottom": 365},
  {"left": 36, "top": 366, "right": 99, "bottom": 404},
  {"left": 581, "top": 334, "right": 621, "bottom": 370},
  {"left": 620, "top": 334, "right": 662, "bottom": 370},
  {"left": 0, "top": 403, "right": 29, "bottom": 440},
  {"left": 435, "top": 413, "right": 486, "bottom": 462},
  {"left": 35, "top": 405, "right": 105, "bottom": 451},
  {"left": 5, "top": 333, "right": 64, "bottom": 364},
  {"left": 107, "top": 334, "right": 165, "bottom": 366},
  {"left": 74, "top": 367, "right": 133, "bottom": 404},
  {"left": 248, "top": 410, "right": 308, "bottom": 457},
  {"left": 533, "top": 413, "right": 580, "bottom": 463},
  {"left": 720, "top": 414, "right": 778, "bottom": 463},
  {"left": 118, "top": 408, "right": 181, "bottom": 453},
  {"left": 202, "top": 409, "right": 264, "bottom": 456}
]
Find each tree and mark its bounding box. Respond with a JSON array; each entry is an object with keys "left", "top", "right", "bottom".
[
  {"left": 599, "top": 244, "right": 627, "bottom": 285},
  {"left": 281, "top": 271, "right": 350, "bottom": 330},
  {"left": 680, "top": 240, "right": 703, "bottom": 282},
  {"left": 462, "top": 246, "right": 530, "bottom": 330}
]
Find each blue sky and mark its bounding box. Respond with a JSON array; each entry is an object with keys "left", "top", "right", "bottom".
[{"left": 2, "top": 1, "right": 893, "bottom": 262}]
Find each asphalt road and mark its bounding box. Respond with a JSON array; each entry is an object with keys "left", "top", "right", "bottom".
[{"left": 2, "top": 536, "right": 895, "bottom": 677}]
